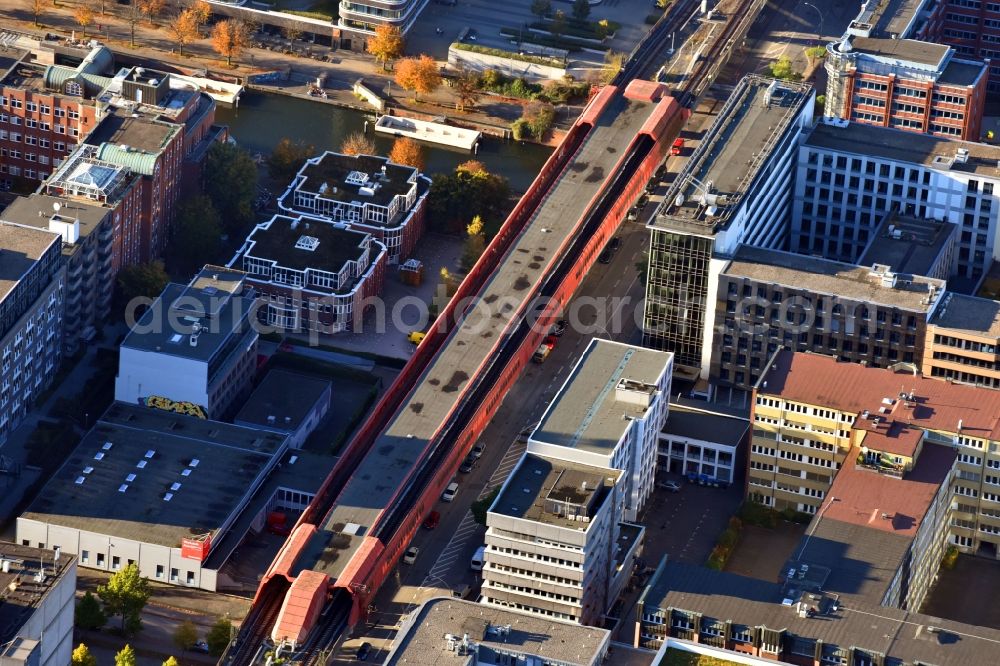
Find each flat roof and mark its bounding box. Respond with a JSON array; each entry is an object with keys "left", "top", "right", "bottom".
[
  {"left": 234, "top": 369, "right": 331, "bottom": 432},
  {"left": 294, "top": 152, "right": 424, "bottom": 212},
  {"left": 297, "top": 90, "right": 665, "bottom": 579},
  {"left": 850, "top": 36, "right": 948, "bottom": 68},
  {"left": 806, "top": 120, "right": 1000, "bottom": 176},
  {"left": 385, "top": 597, "right": 610, "bottom": 666},
  {"left": 653, "top": 76, "right": 812, "bottom": 235},
  {"left": 21, "top": 402, "right": 287, "bottom": 548},
  {"left": 0, "top": 222, "right": 59, "bottom": 302},
  {"left": 941, "top": 58, "right": 986, "bottom": 87},
  {"left": 642, "top": 560, "right": 1000, "bottom": 664},
  {"left": 662, "top": 404, "right": 748, "bottom": 447},
  {"left": 870, "top": 0, "right": 924, "bottom": 37},
  {"left": 86, "top": 106, "right": 180, "bottom": 154},
  {"left": 929, "top": 292, "right": 1000, "bottom": 336},
  {"left": 724, "top": 245, "right": 943, "bottom": 312},
  {"left": 1, "top": 194, "right": 111, "bottom": 241},
  {"left": 857, "top": 212, "right": 956, "bottom": 276},
  {"left": 121, "top": 268, "right": 254, "bottom": 363},
  {"left": 490, "top": 454, "right": 620, "bottom": 529},
  {"left": 759, "top": 350, "right": 1000, "bottom": 440},
  {"left": 0, "top": 541, "right": 75, "bottom": 646},
  {"left": 532, "top": 339, "right": 670, "bottom": 456},
  {"left": 240, "top": 214, "right": 371, "bottom": 276},
  {"left": 0, "top": 46, "right": 27, "bottom": 78}
]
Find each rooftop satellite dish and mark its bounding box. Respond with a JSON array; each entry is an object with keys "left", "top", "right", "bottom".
[{"left": 52, "top": 202, "right": 61, "bottom": 213}]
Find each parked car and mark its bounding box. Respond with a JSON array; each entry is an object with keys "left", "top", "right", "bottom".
[
  {"left": 658, "top": 480, "right": 681, "bottom": 493},
  {"left": 549, "top": 320, "right": 567, "bottom": 337},
  {"left": 356, "top": 642, "right": 373, "bottom": 660},
  {"left": 191, "top": 641, "right": 210, "bottom": 654},
  {"left": 423, "top": 510, "right": 441, "bottom": 530},
  {"left": 598, "top": 248, "right": 613, "bottom": 264},
  {"left": 442, "top": 481, "right": 459, "bottom": 502},
  {"left": 407, "top": 331, "right": 426, "bottom": 345},
  {"left": 609, "top": 237, "right": 622, "bottom": 252},
  {"left": 671, "top": 137, "right": 685, "bottom": 155},
  {"left": 403, "top": 546, "right": 420, "bottom": 565},
  {"left": 471, "top": 442, "right": 486, "bottom": 459},
  {"left": 459, "top": 455, "right": 476, "bottom": 473}
]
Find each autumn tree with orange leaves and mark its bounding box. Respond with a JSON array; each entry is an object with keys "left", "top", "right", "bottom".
[
  {"left": 394, "top": 55, "right": 442, "bottom": 102},
  {"left": 211, "top": 20, "right": 250, "bottom": 67},
  {"left": 170, "top": 9, "right": 200, "bottom": 56},
  {"left": 139, "top": 0, "right": 165, "bottom": 25},
  {"left": 74, "top": 2, "right": 95, "bottom": 39},
  {"left": 368, "top": 25, "right": 404, "bottom": 70},
  {"left": 340, "top": 132, "right": 375, "bottom": 156},
  {"left": 389, "top": 138, "right": 425, "bottom": 171}
]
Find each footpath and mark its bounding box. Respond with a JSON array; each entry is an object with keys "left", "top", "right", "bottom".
[{"left": 0, "top": 0, "right": 577, "bottom": 137}]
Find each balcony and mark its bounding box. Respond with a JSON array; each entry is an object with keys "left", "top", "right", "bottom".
[{"left": 856, "top": 451, "right": 905, "bottom": 479}]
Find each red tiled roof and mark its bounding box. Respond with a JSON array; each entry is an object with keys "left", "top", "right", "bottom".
[
  {"left": 761, "top": 351, "right": 1000, "bottom": 440},
  {"left": 821, "top": 443, "right": 955, "bottom": 537},
  {"left": 857, "top": 420, "right": 923, "bottom": 457}
]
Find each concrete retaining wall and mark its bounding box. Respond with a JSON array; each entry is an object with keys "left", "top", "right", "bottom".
[
  {"left": 353, "top": 79, "right": 386, "bottom": 112},
  {"left": 448, "top": 46, "right": 566, "bottom": 81}
]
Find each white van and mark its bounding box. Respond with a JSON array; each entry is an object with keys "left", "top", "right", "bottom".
[
  {"left": 470, "top": 545, "right": 486, "bottom": 571},
  {"left": 442, "top": 481, "right": 459, "bottom": 502}
]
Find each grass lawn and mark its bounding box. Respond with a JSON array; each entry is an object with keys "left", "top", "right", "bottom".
[
  {"left": 660, "top": 648, "right": 742, "bottom": 666},
  {"left": 277, "top": 0, "right": 339, "bottom": 21}
]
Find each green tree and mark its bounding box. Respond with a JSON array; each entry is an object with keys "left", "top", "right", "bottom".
[
  {"left": 428, "top": 163, "right": 511, "bottom": 235},
  {"left": 76, "top": 591, "right": 107, "bottom": 631},
  {"left": 768, "top": 55, "right": 798, "bottom": 81},
  {"left": 115, "top": 644, "right": 137, "bottom": 666},
  {"left": 206, "top": 617, "right": 234, "bottom": 657},
  {"left": 117, "top": 261, "right": 170, "bottom": 304},
  {"left": 97, "top": 564, "right": 151, "bottom": 636},
  {"left": 163, "top": 658, "right": 181, "bottom": 666},
  {"left": 571, "top": 0, "right": 590, "bottom": 21},
  {"left": 522, "top": 101, "right": 555, "bottom": 139},
  {"left": 72, "top": 644, "right": 97, "bottom": 666},
  {"left": 173, "top": 620, "right": 198, "bottom": 653},
  {"left": 600, "top": 51, "right": 624, "bottom": 84},
  {"left": 204, "top": 142, "right": 258, "bottom": 234},
  {"left": 267, "top": 137, "right": 314, "bottom": 182},
  {"left": 530, "top": 0, "right": 551, "bottom": 18},
  {"left": 805, "top": 45, "right": 827, "bottom": 60},
  {"left": 168, "top": 196, "right": 223, "bottom": 276}
]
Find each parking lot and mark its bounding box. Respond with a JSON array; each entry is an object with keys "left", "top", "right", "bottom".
[{"left": 407, "top": 0, "right": 658, "bottom": 70}]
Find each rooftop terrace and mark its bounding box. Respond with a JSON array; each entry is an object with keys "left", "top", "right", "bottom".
[
  {"left": 531, "top": 339, "right": 670, "bottom": 456},
  {"left": 929, "top": 292, "right": 1000, "bottom": 336},
  {"left": 724, "top": 245, "right": 945, "bottom": 312},
  {"left": 654, "top": 76, "right": 811, "bottom": 235},
  {"left": 292, "top": 152, "right": 424, "bottom": 213},
  {"left": 234, "top": 369, "right": 331, "bottom": 433},
  {"left": 21, "top": 402, "right": 288, "bottom": 549},
  {"left": 1, "top": 194, "right": 111, "bottom": 241},
  {"left": 86, "top": 105, "right": 180, "bottom": 154},
  {"left": 491, "top": 454, "right": 620, "bottom": 529}
]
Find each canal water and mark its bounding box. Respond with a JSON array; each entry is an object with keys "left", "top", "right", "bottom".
[{"left": 215, "top": 91, "right": 552, "bottom": 192}]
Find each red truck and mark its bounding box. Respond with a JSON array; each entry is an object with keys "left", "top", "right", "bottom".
[
  {"left": 671, "top": 138, "right": 685, "bottom": 156},
  {"left": 532, "top": 335, "right": 558, "bottom": 363}
]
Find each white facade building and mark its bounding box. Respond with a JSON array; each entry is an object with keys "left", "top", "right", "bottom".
[
  {"left": 114, "top": 266, "right": 258, "bottom": 419},
  {"left": 658, "top": 403, "right": 749, "bottom": 485},
  {"left": 528, "top": 339, "right": 673, "bottom": 522},
  {"left": 0, "top": 542, "right": 76, "bottom": 666},
  {"left": 483, "top": 454, "right": 640, "bottom": 626}
]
